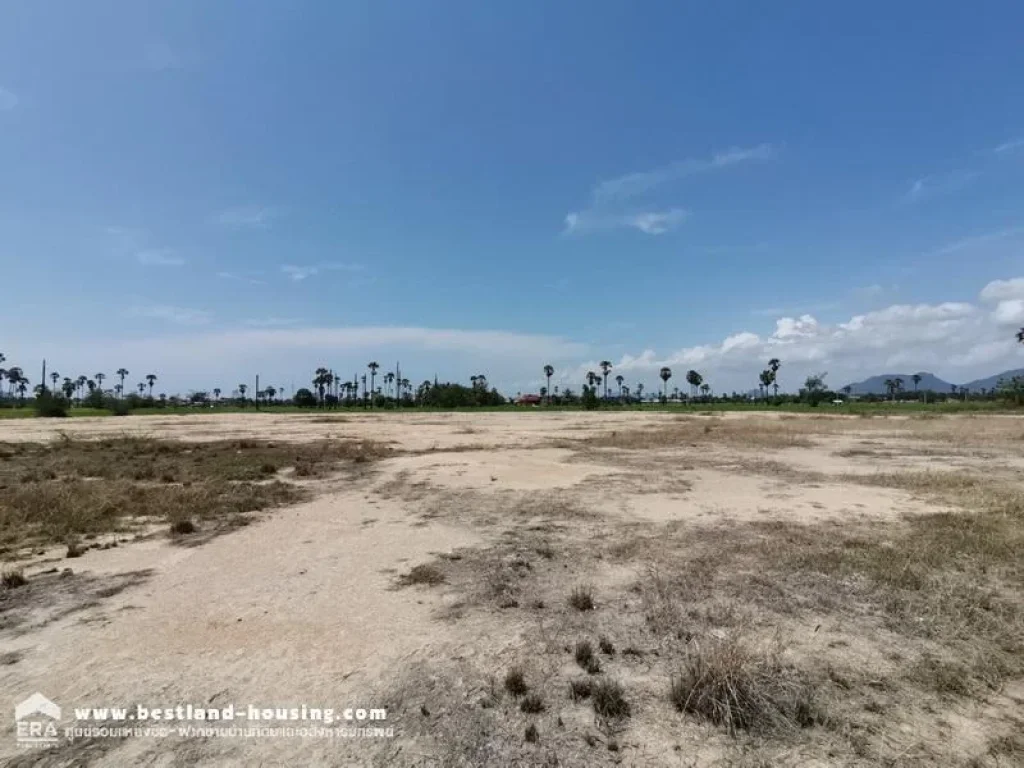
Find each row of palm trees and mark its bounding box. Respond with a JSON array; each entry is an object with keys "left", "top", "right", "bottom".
[
  {"left": 312, "top": 363, "right": 420, "bottom": 406},
  {"left": 540, "top": 362, "right": 717, "bottom": 403},
  {"left": 0, "top": 356, "right": 154, "bottom": 405}
]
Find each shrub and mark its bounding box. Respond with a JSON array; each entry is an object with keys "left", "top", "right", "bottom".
[
  {"left": 504, "top": 666, "right": 528, "bottom": 697},
  {"left": 592, "top": 679, "right": 630, "bottom": 719},
  {"left": 524, "top": 724, "right": 539, "bottom": 743},
  {"left": 574, "top": 640, "right": 601, "bottom": 674},
  {"left": 519, "top": 694, "right": 545, "bottom": 713},
  {"left": 569, "top": 679, "right": 592, "bottom": 701},
  {"left": 34, "top": 394, "right": 68, "bottom": 418}
]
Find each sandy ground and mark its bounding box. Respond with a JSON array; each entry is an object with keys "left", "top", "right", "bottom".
[{"left": 1, "top": 410, "right": 1022, "bottom": 766}]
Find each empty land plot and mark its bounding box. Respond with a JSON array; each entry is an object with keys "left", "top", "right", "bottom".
[{"left": 0, "top": 411, "right": 1021, "bottom": 767}]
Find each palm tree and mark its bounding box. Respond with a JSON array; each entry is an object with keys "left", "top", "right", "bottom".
[
  {"left": 265, "top": 385, "right": 277, "bottom": 403},
  {"left": 146, "top": 374, "right": 157, "bottom": 398},
  {"left": 313, "top": 367, "right": 330, "bottom": 405},
  {"left": 599, "top": 361, "right": 612, "bottom": 399},
  {"left": 636, "top": 382, "right": 644, "bottom": 402},
  {"left": 893, "top": 377, "right": 903, "bottom": 401},
  {"left": 137, "top": 382, "right": 145, "bottom": 396},
  {"left": 114, "top": 383, "right": 123, "bottom": 397},
  {"left": 6, "top": 367, "right": 23, "bottom": 399},
  {"left": 700, "top": 382, "right": 710, "bottom": 399},
  {"left": 659, "top": 367, "right": 672, "bottom": 402},
  {"left": 213, "top": 387, "right": 221, "bottom": 401},
  {"left": 367, "top": 362, "right": 379, "bottom": 408},
  {"left": 50, "top": 370, "right": 60, "bottom": 393},
  {"left": 16, "top": 379, "right": 27, "bottom": 404},
  {"left": 543, "top": 365, "right": 554, "bottom": 404},
  {"left": 759, "top": 370, "right": 774, "bottom": 402},
  {"left": 116, "top": 368, "right": 129, "bottom": 399},
  {"left": 768, "top": 358, "right": 781, "bottom": 398},
  {"left": 615, "top": 374, "right": 624, "bottom": 399},
  {"left": 62, "top": 377, "right": 74, "bottom": 400},
  {"left": 238, "top": 384, "right": 248, "bottom": 403},
  {"left": 95, "top": 372, "right": 106, "bottom": 393},
  {"left": 384, "top": 372, "right": 395, "bottom": 400},
  {"left": 1017, "top": 327, "right": 1024, "bottom": 344}
]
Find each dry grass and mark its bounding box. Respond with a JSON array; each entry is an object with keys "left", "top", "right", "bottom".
[
  {"left": 396, "top": 563, "right": 447, "bottom": 587},
  {"left": 670, "top": 635, "right": 818, "bottom": 734},
  {"left": 575, "top": 419, "right": 823, "bottom": 452},
  {"left": 0, "top": 435, "right": 388, "bottom": 556}
]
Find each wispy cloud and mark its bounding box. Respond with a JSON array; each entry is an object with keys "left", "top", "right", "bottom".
[
  {"left": 0, "top": 87, "right": 17, "bottom": 111},
  {"left": 592, "top": 144, "right": 775, "bottom": 204},
  {"left": 137, "top": 249, "right": 184, "bottom": 267},
  {"left": 926, "top": 226, "right": 1024, "bottom": 257},
  {"left": 216, "top": 206, "right": 279, "bottom": 229},
  {"left": 565, "top": 144, "right": 772, "bottom": 236},
  {"left": 904, "top": 169, "right": 979, "bottom": 203},
  {"left": 563, "top": 208, "right": 688, "bottom": 236},
  {"left": 243, "top": 317, "right": 303, "bottom": 328},
  {"left": 217, "top": 271, "right": 266, "bottom": 285},
  {"left": 281, "top": 262, "right": 365, "bottom": 282},
  {"left": 994, "top": 137, "right": 1024, "bottom": 154},
  {"left": 126, "top": 304, "right": 212, "bottom": 326},
  {"left": 144, "top": 43, "right": 194, "bottom": 71}
]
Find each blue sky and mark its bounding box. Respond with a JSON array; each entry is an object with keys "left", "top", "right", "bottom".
[{"left": 2, "top": 1, "right": 1024, "bottom": 397}]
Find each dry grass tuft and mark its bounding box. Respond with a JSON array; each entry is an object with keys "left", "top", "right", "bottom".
[
  {"left": 670, "top": 635, "right": 818, "bottom": 734},
  {"left": 569, "top": 584, "right": 595, "bottom": 611},
  {"left": 396, "top": 563, "right": 446, "bottom": 587},
  {"left": 591, "top": 678, "right": 630, "bottom": 720},
  {"left": 2, "top": 568, "right": 27, "bottom": 589},
  {"left": 504, "top": 666, "right": 528, "bottom": 697}
]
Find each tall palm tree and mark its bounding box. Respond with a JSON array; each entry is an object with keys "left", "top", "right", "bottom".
[
  {"left": 685, "top": 369, "right": 699, "bottom": 400},
  {"left": 6, "top": 367, "right": 23, "bottom": 399},
  {"left": 599, "top": 361, "right": 612, "bottom": 399},
  {"left": 238, "top": 384, "right": 248, "bottom": 403},
  {"left": 759, "top": 369, "right": 773, "bottom": 402},
  {"left": 636, "top": 382, "right": 644, "bottom": 402},
  {"left": 213, "top": 387, "right": 221, "bottom": 401},
  {"left": 768, "top": 358, "right": 781, "bottom": 397},
  {"left": 586, "top": 371, "right": 599, "bottom": 394},
  {"left": 116, "top": 368, "right": 129, "bottom": 399},
  {"left": 367, "top": 362, "right": 379, "bottom": 408},
  {"left": 50, "top": 371, "right": 60, "bottom": 393},
  {"left": 76, "top": 375, "right": 87, "bottom": 404},
  {"left": 146, "top": 374, "right": 157, "bottom": 398},
  {"left": 659, "top": 367, "right": 672, "bottom": 401},
  {"left": 95, "top": 372, "right": 106, "bottom": 392},
  {"left": 893, "top": 377, "right": 903, "bottom": 402},
  {"left": 615, "top": 374, "right": 624, "bottom": 399},
  {"left": 543, "top": 365, "right": 554, "bottom": 404},
  {"left": 63, "top": 377, "right": 74, "bottom": 400},
  {"left": 114, "top": 383, "right": 123, "bottom": 397},
  {"left": 700, "top": 382, "right": 710, "bottom": 399},
  {"left": 313, "top": 367, "right": 330, "bottom": 405},
  {"left": 884, "top": 378, "right": 895, "bottom": 401},
  {"left": 16, "top": 380, "right": 27, "bottom": 403},
  {"left": 137, "top": 382, "right": 145, "bottom": 396},
  {"left": 384, "top": 372, "right": 395, "bottom": 399}
]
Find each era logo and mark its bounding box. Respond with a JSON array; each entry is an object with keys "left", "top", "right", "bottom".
[{"left": 14, "top": 693, "right": 60, "bottom": 748}]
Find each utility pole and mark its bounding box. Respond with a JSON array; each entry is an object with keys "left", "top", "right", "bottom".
[
  {"left": 255, "top": 374, "right": 259, "bottom": 410},
  {"left": 41, "top": 359, "right": 47, "bottom": 395}
]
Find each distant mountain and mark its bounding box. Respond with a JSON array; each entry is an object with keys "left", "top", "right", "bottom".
[
  {"left": 961, "top": 368, "right": 1024, "bottom": 392},
  {"left": 841, "top": 372, "right": 955, "bottom": 395}
]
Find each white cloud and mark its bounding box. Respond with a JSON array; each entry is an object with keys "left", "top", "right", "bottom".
[
  {"left": 127, "top": 304, "right": 212, "bottom": 326},
  {"left": 592, "top": 144, "right": 774, "bottom": 204},
  {"left": 564, "top": 208, "right": 688, "bottom": 236},
  {"left": 904, "top": 170, "right": 979, "bottom": 203},
  {"left": 216, "top": 206, "right": 278, "bottom": 229},
  {"left": 137, "top": 249, "right": 184, "bottom": 267},
  {"left": 217, "top": 271, "right": 266, "bottom": 285},
  {"left": 243, "top": 317, "right": 303, "bottom": 327},
  {"left": 979, "top": 277, "right": 1024, "bottom": 303},
  {"left": 927, "top": 226, "right": 1024, "bottom": 257},
  {"left": 576, "top": 280, "right": 1023, "bottom": 392},
  {"left": 144, "top": 43, "right": 193, "bottom": 71},
  {"left": 994, "top": 137, "right": 1024, "bottom": 154},
  {"left": 281, "top": 263, "right": 365, "bottom": 281},
  {"left": 565, "top": 144, "right": 771, "bottom": 237},
  {"left": 0, "top": 87, "right": 17, "bottom": 111}
]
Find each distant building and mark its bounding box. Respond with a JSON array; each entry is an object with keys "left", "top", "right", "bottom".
[{"left": 515, "top": 394, "right": 542, "bottom": 406}]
